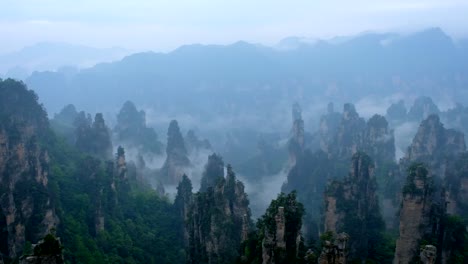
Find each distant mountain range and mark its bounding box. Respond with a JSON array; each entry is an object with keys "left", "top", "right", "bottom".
[
  {"left": 19, "top": 28, "right": 468, "bottom": 119},
  {"left": 0, "top": 42, "right": 129, "bottom": 79}
]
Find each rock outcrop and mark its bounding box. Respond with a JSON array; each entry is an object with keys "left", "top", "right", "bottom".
[
  {"left": 407, "top": 96, "right": 440, "bottom": 122},
  {"left": 160, "top": 120, "right": 191, "bottom": 184},
  {"left": 403, "top": 114, "right": 465, "bottom": 173},
  {"left": 319, "top": 103, "right": 342, "bottom": 156},
  {"left": 393, "top": 164, "right": 435, "bottom": 264},
  {"left": 0, "top": 79, "right": 59, "bottom": 260},
  {"left": 289, "top": 103, "right": 305, "bottom": 166},
  {"left": 19, "top": 233, "right": 64, "bottom": 264},
  {"left": 334, "top": 103, "right": 367, "bottom": 160},
  {"left": 178, "top": 163, "right": 252, "bottom": 264},
  {"left": 114, "top": 100, "right": 163, "bottom": 155},
  {"left": 420, "top": 245, "right": 437, "bottom": 264},
  {"left": 320, "top": 104, "right": 394, "bottom": 164},
  {"left": 199, "top": 153, "right": 224, "bottom": 192},
  {"left": 259, "top": 192, "right": 304, "bottom": 264},
  {"left": 323, "top": 152, "right": 385, "bottom": 262},
  {"left": 363, "top": 114, "right": 395, "bottom": 165},
  {"left": 386, "top": 100, "right": 407, "bottom": 125},
  {"left": 317, "top": 232, "right": 349, "bottom": 264},
  {"left": 74, "top": 112, "right": 113, "bottom": 160}
]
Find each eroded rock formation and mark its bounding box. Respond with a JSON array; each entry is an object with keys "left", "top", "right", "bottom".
[
  {"left": 177, "top": 163, "right": 252, "bottom": 264},
  {"left": 160, "top": 120, "right": 191, "bottom": 184},
  {"left": 323, "top": 152, "right": 385, "bottom": 262},
  {"left": 0, "top": 79, "right": 59, "bottom": 260},
  {"left": 393, "top": 164, "right": 434, "bottom": 264},
  {"left": 317, "top": 232, "right": 349, "bottom": 264}
]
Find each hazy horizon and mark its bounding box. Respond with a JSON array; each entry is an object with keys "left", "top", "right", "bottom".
[{"left": 2, "top": 0, "right": 468, "bottom": 54}]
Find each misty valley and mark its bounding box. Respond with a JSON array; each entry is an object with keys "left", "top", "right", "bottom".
[{"left": 1, "top": 28, "right": 468, "bottom": 264}]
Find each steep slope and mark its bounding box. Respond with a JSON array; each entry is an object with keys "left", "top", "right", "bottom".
[{"left": 0, "top": 79, "right": 58, "bottom": 260}]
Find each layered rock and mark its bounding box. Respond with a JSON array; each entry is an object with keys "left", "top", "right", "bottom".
[
  {"left": 323, "top": 152, "right": 385, "bottom": 262},
  {"left": 160, "top": 120, "right": 191, "bottom": 184},
  {"left": 0, "top": 79, "right": 58, "bottom": 260},
  {"left": 179, "top": 163, "right": 252, "bottom": 264}
]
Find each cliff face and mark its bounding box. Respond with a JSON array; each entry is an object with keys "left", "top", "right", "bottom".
[
  {"left": 178, "top": 164, "right": 252, "bottom": 264},
  {"left": 323, "top": 152, "right": 385, "bottom": 262},
  {"left": 199, "top": 153, "right": 224, "bottom": 192},
  {"left": 320, "top": 104, "right": 394, "bottom": 164},
  {"left": 445, "top": 153, "right": 468, "bottom": 217},
  {"left": 363, "top": 114, "right": 395, "bottom": 165},
  {"left": 0, "top": 79, "right": 58, "bottom": 260},
  {"left": 259, "top": 192, "right": 304, "bottom": 264},
  {"left": 320, "top": 103, "right": 341, "bottom": 156},
  {"left": 334, "top": 104, "right": 367, "bottom": 160},
  {"left": 289, "top": 103, "right": 305, "bottom": 167},
  {"left": 386, "top": 100, "right": 407, "bottom": 125},
  {"left": 401, "top": 114, "right": 466, "bottom": 218},
  {"left": 404, "top": 115, "right": 465, "bottom": 174},
  {"left": 74, "top": 112, "right": 113, "bottom": 160},
  {"left": 261, "top": 207, "right": 287, "bottom": 264},
  {"left": 407, "top": 96, "right": 440, "bottom": 122},
  {"left": 317, "top": 232, "right": 349, "bottom": 264},
  {"left": 114, "top": 100, "right": 163, "bottom": 155},
  {"left": 160, "top": 120, "right": 191, "bottom": 184},
  {"left": 393, "top": 164, "right": 435, "bottom": 264}
]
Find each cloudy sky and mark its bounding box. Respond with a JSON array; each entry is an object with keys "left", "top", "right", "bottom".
[{"left": 1, "top": 0, "right": 468, "bottom": 53}]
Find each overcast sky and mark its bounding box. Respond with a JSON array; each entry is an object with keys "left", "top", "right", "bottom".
[{"left": 1, "top": 0, "right": 468, "bottom": 53}]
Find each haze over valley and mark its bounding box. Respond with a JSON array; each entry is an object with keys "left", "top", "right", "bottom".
[{"left": 1, "top": 1, "right": 468, "bottom": 264}]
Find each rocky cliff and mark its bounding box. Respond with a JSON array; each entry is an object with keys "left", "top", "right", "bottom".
[
  {"left": 74, "top": 112, "right": 113, "bottom": 160},
  {"left": 407, "top": 96, "right": 440, "bottom": 122},
  {"left": 323, "top": 152, "right": 386, "bottom": 262},
  {"left": 403, "top": 114, "right": 465, "bottom": 175},
  {"left": 258, "top": 192, "right": 305, "bottom": 264},
  {"left": 319, "top": 103, "right": 341, "bottom": 156},
  {"left": 160, "top": 120, "right": 191, "bottom": 184},
  {"left": 177, "top": 162, "right": 252, "bottom": 264},
  {"left": 320, "top": 104, "right": 394, "bottom": 165},
  {"left": 199, "top": 153, "right": 224, "bottom": 192},
  {"left": 334, "top": 103, "right": 367, "bottom": 160},
  {"left": 289, "top": 103, "right": 305, "bottom": 167},
  {"left": 114, "top": 100, "right": 163, "bottom": 155},
  {"left": 393, "top": 164, "right": 435, "bottom": 264},
  {"left": 317, "top": 232, "right": 349, "bottom": 264},
  {"left": 0, "top": 79, "right": 59, "bottom": 260}
]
